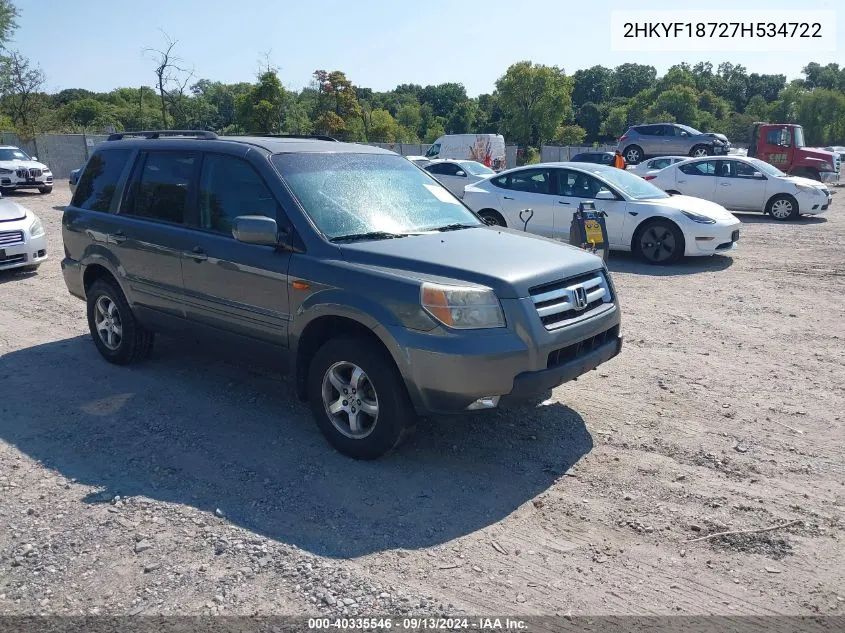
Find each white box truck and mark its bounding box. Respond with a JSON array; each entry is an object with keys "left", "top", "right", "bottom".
[{"left": 425, "top": 134, "right": 506, "bottom": 171}]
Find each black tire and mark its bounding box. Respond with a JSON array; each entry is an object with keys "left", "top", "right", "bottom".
[
  {"left": 86, "top": 278, "right": 154, "bottom": 365},
  {"left": 633, "top": 219, "right": 685, "bottom": 265},
  {"left": 38, "top": 186, "right": 53, "bottom": 194},
  {"left": 623, "top": 145, "right": 643, "bottom": 164},
  {"left": 689, "top": 144, "right": 712, "bottom": 158},
  {"left": 766, "top": 194, "right": 799, "bottom": 221},
  {"left": 307, "top": 336, "right": 416, "bottom": 460},
  {"left": 479, "top": 209, "right": 506, "bottom": 227}
]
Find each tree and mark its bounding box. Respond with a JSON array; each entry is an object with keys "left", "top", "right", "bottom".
[
  {"left": 314, "top": 111, "right": 346, "bottom": 137},
  {"left": 747, "top": 73, "right": 787, "bottom": 103},
  {"left": 496, "top": 61, "right": 572, "bottom": 146},
  {"left": 575, "top": 102, "right": 602, "bottom": 141},
  {"left": 796, "top": 88, "right": 845, "bottom": 145},
  {"left": 368, "top": 108, "right": 399, "bottom": 142},
  {"left": 0, "top": 51, "right": 46, "bottom": 131},
  {"left": 802, "top": 62, "right": 843, "bottom": 91},
  {"left": 423, "top": 118, "right": 446, "bottom": 143},
  {"left": 554, "top": 124, "right": 586, "bottom": 145},
  {"left": 446, "top": 99, "right": 476, "bottom": 134},
  {"left": 313, "top": 70, "right": 361, "bottom": 123},
  {"left": 418, "top": 83, "right": 467, "bottom": 119},
  {"left": 716, "top": 62, "right": 749, "bottom": 112},
  {"left": 611, "top": 63, "right": 657, "bottom": 99},
  {"left": 396, "top": 102, "right": 421, "bottom": 133},
  {"left": 0, "top": 0, "right": 18, "bottom": 50},
  {"left": 647, "top": 86, "right": 699, "bottom": 125},
  {"left": 63, "top": 98, "right": 108, "bottom": 129},
  {"left": 572, "top": 66, "right": 612, "bottom": 108},
  {"left": 145, "top": 32, "right": 194, "bottom": 128},
  {"left": 601, "top": 105, "right": 629, "bottom": 138},
  {"left": 656, "top": 64, "right": 696, "bottom": 93},
  {"left": 744, "top": 95, "right": 770, "bottom": 122}
]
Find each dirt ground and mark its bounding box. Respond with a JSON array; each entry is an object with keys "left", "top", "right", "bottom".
[{"left": 1, "top": 183, "right": 843, "bottom": 619}]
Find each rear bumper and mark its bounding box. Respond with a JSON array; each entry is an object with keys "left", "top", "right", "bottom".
[{"left": 61, "top": 257, "right": 86, "bottom": 299}]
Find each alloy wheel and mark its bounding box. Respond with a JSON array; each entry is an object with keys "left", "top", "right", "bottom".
[
  {"left": 321, "top": 361, "right": 380, "bottom": 439},
  {"left": 640, "top": 226, "right": 677, "bottom": 263},
  {"left": 94, "top": 295, "right": 123, "bottom": 350}
]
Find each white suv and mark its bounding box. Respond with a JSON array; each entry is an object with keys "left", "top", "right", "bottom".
[{"left": 0, "top": 146, "right": 54, "bottom": 194}]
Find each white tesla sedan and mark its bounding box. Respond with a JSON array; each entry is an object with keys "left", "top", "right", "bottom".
[
  {"left": 647, "top": 156, "right": 832, "bottom": 221},
  {"left": 462, "top": 162, "right": 741, "bottom": 264}
]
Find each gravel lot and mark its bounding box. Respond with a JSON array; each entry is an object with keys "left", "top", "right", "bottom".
[{"left": 1, "top": 183, "right": 843, "bottom": 618}]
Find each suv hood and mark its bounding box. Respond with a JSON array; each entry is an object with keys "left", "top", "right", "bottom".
[
  {"left": 0, "top": 159, "right": 49, "bottom": 170},
  {"left": 705, "top": 133, "right": 729, "bottom": 144},
  {"left": 338, "top": 227, "right": 605, "bottom": 299},
  {"left": 779, "top": 175, "right": 828, "bottom": 189},
  {"left": 0, "top": 200, "right": 29, "bottom": 222}
]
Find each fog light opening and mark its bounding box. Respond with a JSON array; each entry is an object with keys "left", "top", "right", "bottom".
[
  {"left": 466, "top": 396, "right": 501, "bottom": 411},
  {"left": 695, "top": 236, "right": 715, "bottom": 241}
]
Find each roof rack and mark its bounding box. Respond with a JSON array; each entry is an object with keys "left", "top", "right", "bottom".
[
  {"left": 107, "top": 130, "right": 219, "bottom": 141},
  {"left": 254, "top": 134, "right": 339, "bottom": 142}
]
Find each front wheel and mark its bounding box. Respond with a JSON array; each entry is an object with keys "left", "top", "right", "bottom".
[
  {"left": 767, "top": 194, "right": 799, "bottom": 221},
  {"left": 86, "top": 279, "right": 155, "bottom": 365},
  {"left": 308, "top": 337, "right": 416, "bottom": 460},
  {"left": 634, "top": 219, "right": 684, "bottom": 265},
  {"left": 478, "top": 209, "right": 506, "bottom": 227},
  {"left": 38, "top": 186, "right": 53, "bottom": 194}
]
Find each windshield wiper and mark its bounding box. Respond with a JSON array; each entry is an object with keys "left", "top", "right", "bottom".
[
  {"left": 329, "top": 231, "right": 412, "bottom": 243},
  {"left": 430, "top": 223, "right": 478, "bottom": 232}
]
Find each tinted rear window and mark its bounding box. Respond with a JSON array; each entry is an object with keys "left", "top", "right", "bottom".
[{"left": 71, "top": 149, "right": 131, "bottom": 212}]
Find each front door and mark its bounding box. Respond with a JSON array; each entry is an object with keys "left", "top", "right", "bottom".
[
  {"left": 714, "top": 160, "right": 767, "bottom": 211},
  {"left": 496, "top": 167, "right": 556, "bottom": 237},
  {"left": 180, "top": 153, "right": 292, "bottom": 346},
  {"left": 758, "top": 127, "right": 793, "bottom": 171},
  {"left": 553, "top": 169, "right": 626, "bottom": 246}
]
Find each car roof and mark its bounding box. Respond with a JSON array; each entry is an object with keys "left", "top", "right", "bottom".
[{"left": 100, "top": 135, "right": 394, "bottom": 155}]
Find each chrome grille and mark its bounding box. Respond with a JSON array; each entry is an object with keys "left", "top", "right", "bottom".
[
  {"left": 29, "top": 168, "right": 42, "bottom": 178},
  {"left": 0, "top": 230, "right": 24, "bottom": 246},
  {"left": 15, "top": 168, "right": 27, "bottom": 178},
  {"left": 530, "top": 270, "right": 613, "bottom": 330}
]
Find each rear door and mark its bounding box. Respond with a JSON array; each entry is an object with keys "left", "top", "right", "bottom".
[
  {"left": 676, "top": 160, "right": 717, "bottom": 199},
  {"left": 110, "top": 149, "right": 199, "bottom": 322},
  {"left": 552, "top": 169, "right": 627, "bottom": 246},
  {"left": 179, "top": 151, "right": 292, "bottom": 346},
  {"left": 492, "top": 168, "right": 556, "bottom": 237},
  {"left": 714, "top": 159, "right": 767, "bottom": 210}
]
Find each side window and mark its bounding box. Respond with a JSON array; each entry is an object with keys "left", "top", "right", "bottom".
[
  {"left": 556, "top": 170, "right": 612, "bottom": 198},
  {"left": 651, "top": 158, "right": 670, "bottom": 170},
  {"left": 71, "top": 149, "right": 131, "bottom": 212},
  {"left": 490, "top": 174, "right": 509, "bottom": 189},
  {"left": 508, "top": 169, "right": 551, "bottom": 194},
  {"left": 679, "top": 160, "right": 715, "bottom": 176},
  {"left": 197, "top": 154, "right": 279, "bottom": 236},
  {"left": 122, "top": 151, "right": 197, "bottom": 224},
  {"left": 635, "top": 126, "right": 655, "bottom": 136},
  {"left": 426, "top": 163, "right": 448, "bottom": 175},
  {"left": 766, "top": 128, "right": 791, "bottom": 147},
  {"left": 428, "top": 163, "right": 460, "bottom": 176},
  {"left": 732, "top": 161, "right": 759, "bottom": 178}
]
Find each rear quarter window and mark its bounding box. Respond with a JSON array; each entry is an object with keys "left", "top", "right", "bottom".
[{"left": 71, "top": 149, "right": 132, "bottom": 212}]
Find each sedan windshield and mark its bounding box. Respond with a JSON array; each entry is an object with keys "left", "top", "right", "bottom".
[
  {"left": 749, "top": 158, "right": 785, "bottom": 177},
  {"left": 459, "top": 161, "right": 495, "bottom": 176},
  {"left": 593, "top": 167, "right": 669, "bottom": 200},
  {"left": 678, "top": 124, "right": 703, "bottom": 136},
  {"left": 0, "top": 148, "right": 31, "bottom": 161},
  {"left": 272, "top": 153, "right": 482, "bottom": 240}
]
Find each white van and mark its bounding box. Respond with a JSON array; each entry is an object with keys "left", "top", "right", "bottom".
[{"left": 425, "top": 134, "right": 506, "bottom": 171}]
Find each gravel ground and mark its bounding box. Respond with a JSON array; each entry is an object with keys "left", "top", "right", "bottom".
[{"left": 1, "top": 183, "right": 843, "bottom": 617}]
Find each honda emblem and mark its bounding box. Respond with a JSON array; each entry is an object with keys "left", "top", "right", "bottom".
[{"left": 572, "top": 286, "right": 588, "bottom": 310}]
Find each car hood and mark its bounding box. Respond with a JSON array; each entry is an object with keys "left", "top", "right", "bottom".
[
  {"left": 0, "top": 200, "right": 29, "bottom": 222},
  {"left": 705, "top": 133, "right": 730, "bottom": 144},
  {"left": 338, "top": 226, "right": 605, "bottom": 299},
  {"left": 640, "top": 195, "right": 737, "bottom": 221},
  {"left": 779, "top": 175, "right": 828, "bottom": 188},
  {"left": 0, "top": 159, "right": 49, "bottom": 170}
]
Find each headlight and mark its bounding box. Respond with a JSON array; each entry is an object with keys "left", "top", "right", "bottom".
[
  {"left": 29, "top": 217, "right": 45, "bottom": 238},
  {"left": 421, "top": 283, "right": 505, "bottom": 329},
  {"left": 795, "top": 184, "right": 817, "bottom": 193},
  {"left": 680, "top": 210, "right": 716, "bottom": 224},
  {"left": 43, "top": 169, "right": 52, "bottom": 175}
]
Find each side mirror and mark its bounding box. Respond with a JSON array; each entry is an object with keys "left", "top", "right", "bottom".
[
  {"left": 232, "top": 215, "right": 281, "bottom": 246},
  {"left": 455, "top": 170, "right": 467, "bottom": 177},
  {"left": 753, "top": 171, "right": 764, "bottom": 179},
  {"left": 595, "top": 190, "right": 615, "bottom": 201},
  {"left": 32, "top": 156, "right": 38, "bottom": 161}
]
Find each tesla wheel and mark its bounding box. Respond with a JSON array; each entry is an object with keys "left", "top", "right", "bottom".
[
  {"left": 767, "top": 194, "right": 799, "bottom": 221},
  {"left": 623, "top": 146, "right": 643, "bottom": 164},
  {"left": 86, "top": 279, "right": 155, "bottom": 365},
  {"left": 479, "top": 209, "right": 506, "bottom": 227},
  {"left": 634, "top": 219, "right": 684, "bottom": 265},
  {"left": 690, "top": 145, "right": 712, "bottom": 158},
  {"left": 308, "top": 336, "right": 416, "bottom": 460}
]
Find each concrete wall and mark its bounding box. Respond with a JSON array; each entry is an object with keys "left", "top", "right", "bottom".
[{"left": 2, "top": 132, "right": 109, "bottom": 181}]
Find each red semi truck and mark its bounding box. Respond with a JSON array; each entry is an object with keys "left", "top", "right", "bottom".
[{"left": 748, "top": 122, "right": 840, "bottom": 184}]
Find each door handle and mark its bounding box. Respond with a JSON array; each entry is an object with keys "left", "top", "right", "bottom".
[
  {"left": 185, "top": 246, "right": 207, "bottom": 262},
  {"left": 558, "top": 200, "right": 570, "bottom": 205},
  {"left": 720, "top": 182, "right": 731, "bottom": 186},
  {"left": 677, "top": 180, "right": 687, "bottom": 184},
  {"left": 109, "top": 231, "right": 127, "bottom": 244},
  {"left": 503, "top": 196, "right": 514, "bottom": 200}
]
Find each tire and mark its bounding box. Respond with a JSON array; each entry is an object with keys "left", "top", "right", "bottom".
[
  {"left": 634, "top": 219, "right": 685, "bottom": 265},
  {"left": 478, "top": 209, "right": 506, "bottom": 227},
  {"left": 307, "top": 336, "right": 416, "bottom": 460},
  {"left": 766, "top": 194, "right": 799, "bottom": 221},
  {"left": 690, "top": 144, "right": 712, "bottom": 158},
  {"left": 38, "top": 186, "right": 53, "bottom": 194},
  {"left": 623, "top": 145, "right": 643, "bottom": 164},
  {"left": 86, "top": 279, "right": 154, "bottom": 365}
]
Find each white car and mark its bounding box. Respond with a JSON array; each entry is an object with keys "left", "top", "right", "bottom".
[
  {"left": 462, "top": 162, "right": 741, "bottom": 265},
  {"left": 627, "top": 156, "right": 689, "bottom": 178},
  {"left": 647, "top": 156, "right": 833, "bottom": 221},
  {"left": 0, "top": 146, "right": 54, "bottom": 194},
  {"left": 423, "top": 159, "right": 495, "bottom": 198},
  {"left": 0, "top": 200, "right": 48, "bottom": 271},
  {"left": 405, "top": 155, "right": 431, "bottom": 168}
]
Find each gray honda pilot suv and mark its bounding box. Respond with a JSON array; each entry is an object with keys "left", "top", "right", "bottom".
[{"left": 61, "top": 131, "right": 622, "bottom": 459}]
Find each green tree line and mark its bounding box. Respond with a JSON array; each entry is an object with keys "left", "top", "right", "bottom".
[{"left": 2, "top": 7, "right": 844, "bottom": 151}]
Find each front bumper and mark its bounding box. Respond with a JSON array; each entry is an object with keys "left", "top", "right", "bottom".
[
  {"left": 819, "top": 171, "right": 840, "bottom": 185},
  {"left": 386, "top": 298, "right": 622, "bottom": 415},
  {"left": 796, "top": 189, "right": 832, "bottom": 215},
  {"left": 686, "top": 219, "right": 742, "bottom": 256},
  {"left": 1, "top": 173, "right": 53, "bottom": 189},
  {"left": 0, "top": 231, "right": 48, "bottom": 270}
]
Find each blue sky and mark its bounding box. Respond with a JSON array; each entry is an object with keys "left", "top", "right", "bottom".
[{"left": 12, "top": 0, "right": 843, "bottom": 95}]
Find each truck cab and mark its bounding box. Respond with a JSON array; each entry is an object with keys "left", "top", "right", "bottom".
[{"left": 748, "top": 122, "right": 839, "bottom": 184}]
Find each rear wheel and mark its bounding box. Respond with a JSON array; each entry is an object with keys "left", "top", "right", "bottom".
[
  {"left": 478, "top": 209, "right": 506, "bottom": 227},
  {"left": 38, "top": 186, "right": 53, "bottom": 194},
  {"left": 766, "top": 194, "right": 799, "bottom": 221},
  {"left": 690, "top": 144, "right": 712, "bottom": 158},
  {"left": 634, "top": 219, "right": 684, "bottom": 265},
  {"left": 307, "top": 337, "right": 416, "bottom": 460},
  {"left": 86, "top": 279, "right": 154, "bottom": 365},
  {"left": 623, "top": 145, "right": 643, "bottom": 164}
]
